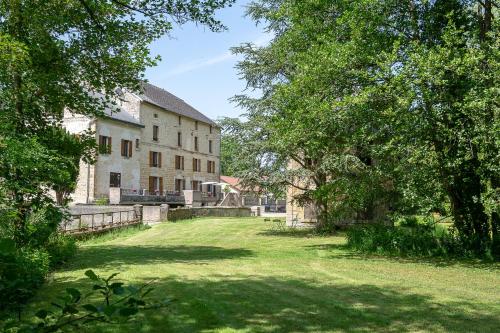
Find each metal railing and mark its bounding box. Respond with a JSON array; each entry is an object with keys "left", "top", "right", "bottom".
[{"left": 61, "top": 209, "right": 141, "bottom": 234}]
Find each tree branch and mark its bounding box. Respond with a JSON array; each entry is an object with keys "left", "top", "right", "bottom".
[{"left": 77, "top": 0, "right": 104, "bottom": 32}]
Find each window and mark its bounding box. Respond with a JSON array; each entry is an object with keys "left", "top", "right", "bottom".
[
  {"left": 153, "top": 113, "right": 158, "bottom": 118},
  {"left": 207, "top": 160, "right": 216, "bottom": 173},
  {"left": 99, "top": 135, "right": 112, "bottom": 154},
  {"left": 194, "top": 136, "right": 199, "bottom": 151},
  {"left": 175, "top": 155, "right": 185, "bottom": 170},
  {"left": 192, "top": 180, "right": 201, "bottom": 191},
  {"left": 109, "top": 172, "right": 121, "bottom": 188},
  {"left": 121, "top": 139, "right": 132, "bottom": 158},
  {"left": 149, "top": 151, "right": 161, "bottom": 167},
  {"left": 153, "top": 125, "right": 159, "bottom": 141},
  {"left": 195, "top": 121, "right": 198, "bottom": 130},
  {"left": 175, "top": 178, "right": 186, "bottom": 193},
  {"left": 209, "top": 125, "right": 213, "bottom": 134},
  {"left": 209, "top": 140, "right": 213, "bottom": 153},
  {"left": 135, "top": 138, "right": 140, "bottom": 149},
  {"left": 193, "top": 158, "right": 201, "bottom": 172},
  {"left": 148, "top": 176, "right": 163, "bottom": 195},
  {"left": 177, "top": 132, "right": 182, "bottom": 147},
  {"left": 206, "top": 184, "right": 216, "bottom": 195},
  {"left": 178, "top": 116, "right": 182, "bottom": 125}
]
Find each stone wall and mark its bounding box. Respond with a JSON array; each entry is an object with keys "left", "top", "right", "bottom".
[
  {"left": 138, "top": 102, "right": 221, "bottom": 193},
  {"left": 191, "top": 207, "right": 251, "bottom": 218},
  {"left": 142, "top": 204, "right": 169, "bottom": 222},
  {"left": 167, "top": 206, "right": 251, "bottom": 222}
]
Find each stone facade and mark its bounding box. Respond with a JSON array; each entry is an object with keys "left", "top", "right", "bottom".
[
  {"left": 63, "top": 83, "right": 220, "bottom": 204},
  {"left": 286, "top": 160, "right": 318, "bottom": 226}
]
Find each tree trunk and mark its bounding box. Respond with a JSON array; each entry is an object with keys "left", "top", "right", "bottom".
[{"left": 445, "top": 159, "right": 491, "bottom": 254}]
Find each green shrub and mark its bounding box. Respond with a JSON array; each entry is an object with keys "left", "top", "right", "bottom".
[
  {"left": 0, "top": 240, "right": 50, "bottom": 310},
  {"left": 44, "top": 233, "right": 77, "bottom": 268},
  {"left": 94, "top": 197, "right": 109, "bottom": 205},
  {"left": 346, "top": 223, "right": 473, "bottom": 258}
]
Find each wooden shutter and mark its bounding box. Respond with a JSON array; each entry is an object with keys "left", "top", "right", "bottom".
[
  {"left": 149, "top": 151, "right": 153, "bottom": 167},
  {"left": 108, "top": 137, "right": 112, "bottom": 153},
  {"left": 128, "top": 141, "right": 132, "bottom": 157},
  {"left": 149, "top": 176, "right": 154, "bottom": 193},
  {"left": 192, "top": 158, "right": 196, "bottom": 171},
  {"left": 182, "top": 179, "right": 186, "bottom": 191},
  {"left": 159, "top": 177, "right": 164, "bottom": 194},
  {"left": 121, "top": 140, "right": 125, "bottom": 156},
  {"left": 158, "top": 152, "right": 162, "bottom": 168}
]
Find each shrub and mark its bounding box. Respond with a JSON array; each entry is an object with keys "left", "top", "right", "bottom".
[
  {"left": 1, "top": 270, "right": 170, "bottom": 333},
  {"left": 345, "top": 223, "right": 473, "bottom": 258},
  {"left": 0, "top": 239, "right": 50, "bottom": 310},
  {"left": 44, "top": 233, "right": 77, "bottom": 269},
  {"left": 94, "top": 197, "right": 109, "bottom": 205}
]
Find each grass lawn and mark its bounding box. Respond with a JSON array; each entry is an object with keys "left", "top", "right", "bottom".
[{"left": 31, "top": 217, "right": 500, "bottom": 332}]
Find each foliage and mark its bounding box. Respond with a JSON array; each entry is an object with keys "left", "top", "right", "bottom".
[
  {"left": 0, "top": 238, "right": 50, "bottom": 311},
  {"left": 232, "top": 0, "right": 499, "bottom": 255},
  {"left": 0, "top": 0, "right": 234, "bottom": 315},
  {"left": 345, "top": 222, "right": 481, "bottom": 259},
  {"left": 1, "top": 270, "right": 169, "bottom": 333},
  {"left": 94, "top": 197, "right": 110, "bottom": 206},
  {"left": 217, "top": 117, "right": 248, "bottom": 177},
  {"left": 44, "top": 233, "right": 77, "bottom": 269}
]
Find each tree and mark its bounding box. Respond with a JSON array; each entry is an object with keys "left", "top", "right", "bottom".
[
  {"left": 233, "top": 0, "right": 498, "bottom": 254},
  {"left": 217, "top": 117, "right": 246, "bottom": 176},
  {"left": 0, "top": 0, "right": 235, "bottom": 245}
]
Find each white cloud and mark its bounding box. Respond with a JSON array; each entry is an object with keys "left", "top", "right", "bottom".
[
  {"left": 165, "top": 33, "right": 274, "bottom": 78},
  {"left": 165, "top": 51, "right": 236, "bottom": 77}
]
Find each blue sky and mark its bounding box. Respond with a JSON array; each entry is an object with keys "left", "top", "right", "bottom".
[{"left": 144, "top": 0, "right": 270, "bottom": 121}]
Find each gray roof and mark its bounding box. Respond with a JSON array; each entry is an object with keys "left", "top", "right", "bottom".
[
  {"left": 88, "top": 91, "right": 144, "bottom": 127},
  {"left": 103, "top": 105, "right": 143, "bottom": 127},
  {"left": 138, "top": 82, "right": 216, "bottom": 126}
]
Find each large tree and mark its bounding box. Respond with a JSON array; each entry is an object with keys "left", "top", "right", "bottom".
[
  {"left": 233, "top": 0, "right": 498, "bottom": 254},
  {"left": 0, "top": 0, "right": 234, "bottom": 244}
]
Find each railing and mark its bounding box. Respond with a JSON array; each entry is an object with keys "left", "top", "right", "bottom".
[
  {"left": 119, "top": 189, "right": 185, "bottom": 204},
  {"left": 61, "top": 209, "right": 141, "bottom": 234}
]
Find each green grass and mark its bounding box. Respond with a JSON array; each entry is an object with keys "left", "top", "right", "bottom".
[{"left": 31, "top": 217, "right": 500, "bottom": 332}]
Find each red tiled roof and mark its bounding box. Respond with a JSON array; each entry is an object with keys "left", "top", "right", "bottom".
[{"left": 220, "top": 175, "right": 242, "bottom": 190}]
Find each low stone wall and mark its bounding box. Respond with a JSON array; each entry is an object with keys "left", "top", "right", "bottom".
[
  {"left": 191, "top": 207, "right": 251, "bottom": 218},
  {"left": 167, "top": 206, "right": 251, "bottom": 222},
  {"left": 167, "top": 208, "right": 194, "bottom": 222}
]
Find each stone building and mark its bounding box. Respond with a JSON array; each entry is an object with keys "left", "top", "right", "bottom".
[
  {"left": 285, "top": 160, "right": 318, "bottom": 226},
  {"left": 64, "top": 82, "right": 220, "bottom": 204}
]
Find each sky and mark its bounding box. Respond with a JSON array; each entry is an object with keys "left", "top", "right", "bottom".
[{"left": 144, "top": 0, "right": 271, "bottom": 122}]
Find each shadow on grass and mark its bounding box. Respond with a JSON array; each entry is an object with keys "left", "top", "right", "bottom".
[
  {"left": 304, "top": 243, "right": 500, "bottom": 270},
  {"left": 65, "top": 245, "right": 254, "bottom": 270},
  {"left": 49, "top": 275, "right": 500, "bottom": 333}
]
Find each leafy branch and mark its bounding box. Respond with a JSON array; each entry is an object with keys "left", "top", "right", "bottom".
[{"left": 2, "top": 270, "right": 171, "bottom": 333}]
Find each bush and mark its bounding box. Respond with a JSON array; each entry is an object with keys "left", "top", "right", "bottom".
[
  {"left": 44, "top": 233, "right": 77, "bottom": 268},
  {"left": 0, "top": 239, "right": 50, "bottom": 310},
  {"left": 94, "top": 197, "right": 109, "bottom": 205},
  {"left": 346, "top": 223, "right": 473, "bottom": 258}
]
